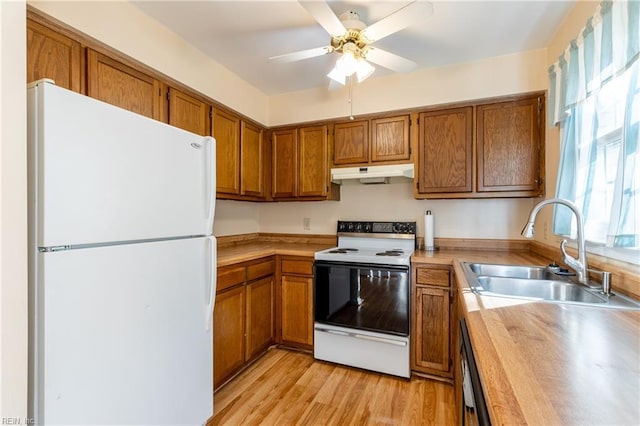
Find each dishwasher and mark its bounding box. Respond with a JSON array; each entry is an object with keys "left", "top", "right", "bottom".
[{"left": 460, "top": 319, "right": 491, "bottom": 426}]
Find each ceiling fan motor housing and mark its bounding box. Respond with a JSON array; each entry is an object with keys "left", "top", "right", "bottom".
[{"left": 332, "top": 10, "right": 368, "bottom": 53}]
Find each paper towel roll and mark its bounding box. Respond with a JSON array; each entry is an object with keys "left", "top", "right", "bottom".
[{"left": 424, "top": 210, "right": 435, "bottom": 249}]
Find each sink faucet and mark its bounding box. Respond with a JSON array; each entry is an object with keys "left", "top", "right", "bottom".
[{"left": 521, "top": 198, "right": 588, "bottom": 284}]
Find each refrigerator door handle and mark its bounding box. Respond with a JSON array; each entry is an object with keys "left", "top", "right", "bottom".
[
  {"left": 205, "top": 236, "right": 217, "bottom": 331},
  {"left": 204, "top": 136, "right": 216, "bottom": 232}
]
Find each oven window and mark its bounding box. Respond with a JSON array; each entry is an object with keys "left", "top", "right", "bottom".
[{"left": 314, "top": 262, "right": 409, "bottom": 336}]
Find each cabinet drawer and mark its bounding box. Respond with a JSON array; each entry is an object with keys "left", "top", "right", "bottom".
[
  {"left": 247, "top": 258, "right": 275, "bottom": 281},
  {"left": 217, "top": 265, "right": 245, "bottom": 292},
  {"left": 416, "top": 268, "right": 450, "bottom": 287},
  {"left": 281, "top": 258, "right": 313, "bottom": 276}
]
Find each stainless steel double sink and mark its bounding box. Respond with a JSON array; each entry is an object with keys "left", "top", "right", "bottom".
[{"left": 462, "top": 262, "right": 640, "bottom": 310}]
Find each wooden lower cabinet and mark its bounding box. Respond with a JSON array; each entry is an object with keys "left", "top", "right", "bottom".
[
  {"left": 245, "top": 276, "right": 274, "bottom": 360},
  {"left": 411, "top": 265, "right": 455, "bottom": 379},
  {"left": 278, "top": 256, "right": 314, "bottom": 349},
  {"left": 213, "top": 257, "right": 275, "bottom": 390},
  {"left": 213, "top": 285, "right": 245, "bottom": 388}
]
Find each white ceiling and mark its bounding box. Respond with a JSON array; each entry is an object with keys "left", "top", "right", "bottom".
[{"left": 131, "top": 0, "right": 576, "bottom": 95}]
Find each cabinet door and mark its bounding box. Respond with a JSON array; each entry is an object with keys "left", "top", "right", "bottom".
[
  {"left": 281, "top": 275, "right": 313, "bottom": 347},
  {"left": 213, "top": 108, "right": 241, "bottom": 195},
  {"left": 240, "top": 121, "right": 265, "bottom": 198},
  {"left": 298, "top": 125, "right": 328, "bottom": 197},
  {"left": 271, "top": 129, "right": 298, "bottom": 199},
  {"left": 477, "top": 96, "right": 541, "bottom": 193},
  {"left": 418, "top": 107, "right": 473, "bottom": 193},
  {"left": 371, "top": 115, "right": 410, "bottom": 163},
  {"left": 167, "top": 87, "right": 210, "bottom": 136},
  {"left": 246, "top": 276, "right": 274, "bottom": 360},
  {"left": 414, "top": 286, "right": 451, "bottom": 375},
  {"left": 86, "top": 49, "right": 162, "bottom": 120},
  {"left": 213, "top": 286, "right": 245, "bottom": 389},
  {"left": 333, "top": 120, "right": 369, "bottom": 165},
  {"left": 27, "top": 19, "right": 82, "bottom": 93}
]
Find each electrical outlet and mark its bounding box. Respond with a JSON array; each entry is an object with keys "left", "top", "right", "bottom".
[{"left": 303, "top": 217, "right": 311, "bottom": 230}]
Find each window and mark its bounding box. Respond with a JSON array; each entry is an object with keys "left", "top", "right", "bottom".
[{"left": 548, "top": 1, "right": 639, "bottom": 264}]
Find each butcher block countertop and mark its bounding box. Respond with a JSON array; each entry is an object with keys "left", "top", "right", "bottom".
[
  {"left": 216, "top": 234, "right": 335, "bottom": 267},
  {"left": 413, "top": 249, "right": 640, "bottom": 425}
]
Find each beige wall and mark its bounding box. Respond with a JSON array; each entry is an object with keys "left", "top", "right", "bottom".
[
  {"left": 0, "top": 0, "right": 28, "bottom": 419},
  {"left": 258, "top": 181, "right": 534, "bottom": 239},
  {"left": 29, "top": 0, "right": 270, "bottom": 125},
  {"left": 269, "top": 49, "right": 548, "bottom": 125}
]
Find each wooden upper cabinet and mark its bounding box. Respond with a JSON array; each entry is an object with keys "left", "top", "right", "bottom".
[
  {"left": 416, "top": 92, "right": 544, "bottom": 199},
  {"left": 418, "top": 107, "right": 473, "bottom": 193},
  {"left": 240, "top": 121, "right": 265, "bottom": 198},
  {"left": 27, "top": 18, "right": 82, "bottom": 92},
  {"left": 298, "top": 125, "right": 328, "bottom": 197},
  {"left": 333, "top": 120, "right": 369, "bottom": 165},
  {"left": 213, "top": 108, "right": 241, "bottom": 195},
  {"left": 271, "top": 128, "right": 298, "bottom": 199},
  {"left": 87, "top": 50, "right": 162, "bottom": 120},
  {"left": 371, "top": 115, "right": 410, "bottom": 162},
  {"left": 477, "top": 96, "right": 542, "bottom": 193},
  {"left": 167, "top": 87, "right": 210, "bottom": 136},
  {"left": 333, "top": 115, "right": 410, "bottom": 166}
]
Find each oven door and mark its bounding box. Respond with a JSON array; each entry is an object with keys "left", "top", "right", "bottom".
[{"left": 314, "top": 261, "right": 410, "bottom": 336}]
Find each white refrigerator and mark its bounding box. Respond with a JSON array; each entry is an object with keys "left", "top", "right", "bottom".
[{"left": 27, "top": 80, "right": 216, "bottom": 425}]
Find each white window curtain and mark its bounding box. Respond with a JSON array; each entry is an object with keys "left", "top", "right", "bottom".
[{"left": 548, "top": 0, "right": 640, "bottom": 251}]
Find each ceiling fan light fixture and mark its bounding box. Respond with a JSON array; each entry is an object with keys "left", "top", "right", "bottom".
[
  {"left": 355, "top": 59, "right": 375, "bottom": 82},
  {"left": 327, "top": 67, "right": 346, "bottom": 85}
]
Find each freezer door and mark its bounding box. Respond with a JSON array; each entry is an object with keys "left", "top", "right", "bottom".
[
  {"left": 31, "top": 237, "right": 216, "bottom": 425},
  {"left": 28, "top": 81, "right": 215, "bottom": 247}
]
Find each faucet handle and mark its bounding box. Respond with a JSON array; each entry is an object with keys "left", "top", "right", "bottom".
[{"left": 587, "top": 268, "right": 612, "bottom": 295}]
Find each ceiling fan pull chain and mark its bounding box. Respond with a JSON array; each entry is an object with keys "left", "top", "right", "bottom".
[{"left": 349, "top": 76, "right": 354, "bottom": 120}]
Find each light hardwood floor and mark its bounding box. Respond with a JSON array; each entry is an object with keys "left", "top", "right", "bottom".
[{"left": 210, "top": 348, "right": 456, "bottom": 425}]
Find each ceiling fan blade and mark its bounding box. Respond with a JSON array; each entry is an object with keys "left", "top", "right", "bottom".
[
  {"left": 364, "top": 47, "right": 417, "bottom": 73},
  {"left": 269, "top": 46, "right": 332, "bottom": 63},
  {"left": 362, "top": 1, "right": 434, "bottom": 43},
  {"left": 298, "top": 0, "right": 346, "bottom": 37}
]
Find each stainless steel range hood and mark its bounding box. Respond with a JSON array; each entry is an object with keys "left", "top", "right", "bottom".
[{"left": 331, "top": 164, "right": 414, "bottom": 184}]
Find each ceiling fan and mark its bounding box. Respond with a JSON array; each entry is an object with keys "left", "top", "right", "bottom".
[{"left": 269, "top": 1, "right": 433, "bottom": 87}]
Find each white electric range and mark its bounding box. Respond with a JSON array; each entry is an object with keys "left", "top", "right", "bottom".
[{"left": 313, "top": 221, "right": 416, "bottom": 378}]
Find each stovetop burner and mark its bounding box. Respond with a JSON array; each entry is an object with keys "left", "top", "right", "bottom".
[
  {"left": 328, "top": 248, "right": 359, "bottom": 254},
  {"left": 376, "top": 250, "right": 404, "bottom": 256}
]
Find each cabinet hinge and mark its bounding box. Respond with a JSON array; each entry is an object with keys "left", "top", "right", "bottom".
[
  {"left": 209, "top": 107, "right": 213, "bottom": 119},
  {"left": 166, "top": 91, "right": 170, "bottom": 101}
]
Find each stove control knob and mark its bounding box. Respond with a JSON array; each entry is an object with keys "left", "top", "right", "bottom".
[
  {"left": 355, "top": 222, "right": 363, "bottom": 233},
  {"left": 393, "top": 223, "right": 403, "bottom": 233},
  {"left": 338, "top": 222, "right": 346, "bottom": 232},
  {"left": 363, "top": 223, "right": 372, "bottom": 233},
  {"left": 347, "top": 222, "right": 354, "bottom": 232}
]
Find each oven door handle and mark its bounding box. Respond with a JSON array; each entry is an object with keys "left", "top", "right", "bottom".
[{"left": 315, "top": 327, "right": 407, "bottom": 347}]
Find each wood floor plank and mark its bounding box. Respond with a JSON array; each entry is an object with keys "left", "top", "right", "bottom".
[{"left": 210, "top": 348, "right": 455, "bottom": 425}]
